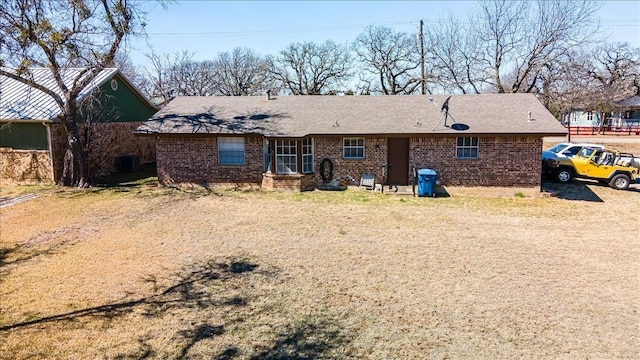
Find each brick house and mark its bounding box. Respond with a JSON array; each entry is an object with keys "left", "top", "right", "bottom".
[
  {"left": 135, "top": 93, "right": 566, "bottom": 191},
  {"left": 0, "top": 68, "right": 158, "bottom": 183}
]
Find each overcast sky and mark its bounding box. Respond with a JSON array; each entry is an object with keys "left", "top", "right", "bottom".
[{"left": 125, "top": 0, "right": 640, "bottom": 69}]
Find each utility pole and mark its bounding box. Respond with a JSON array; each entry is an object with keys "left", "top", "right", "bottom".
[{"left": 419, "top": 19, "right": 425, "bottom": 95}]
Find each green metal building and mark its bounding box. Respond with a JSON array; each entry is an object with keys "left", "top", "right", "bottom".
[{"left": 0, "top": 68, "right": 158, "bottom": 182}]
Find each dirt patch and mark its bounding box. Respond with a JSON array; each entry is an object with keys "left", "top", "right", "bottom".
[{"left": 443, "top": 186, "right": 541, "bottom": 198}]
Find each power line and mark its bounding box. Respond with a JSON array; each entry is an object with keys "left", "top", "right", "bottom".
[
  {"left": 144, "top": 17, "right": 639, "bottom": 38},
  {"left": 146, "top": 20, "right": 419, "bottom": 38}
]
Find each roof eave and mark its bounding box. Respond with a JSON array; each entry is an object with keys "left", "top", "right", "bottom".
[
  {"left": 135, "top": 130, "right": 569, "bottom": 138},
  {"left": 0, "top": 117, "right": 58, "bottom": 123}
]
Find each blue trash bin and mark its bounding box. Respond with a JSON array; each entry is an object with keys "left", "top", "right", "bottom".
[{"left": 417, "top": 169, "right": 437, "bottom": 197}]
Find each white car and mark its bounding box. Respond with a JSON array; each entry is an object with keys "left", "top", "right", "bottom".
[{"left": 542, "top": 143, "right": 605, "bottom": 160}]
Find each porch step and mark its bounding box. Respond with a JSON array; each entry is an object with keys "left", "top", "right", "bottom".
[{"left": 383, "top": 185, "right": 415, "bottom": 195}]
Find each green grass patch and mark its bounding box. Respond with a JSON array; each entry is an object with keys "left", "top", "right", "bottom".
[
  {"left": 0, "top": 184, "right": 55, "bottom": 199},
  {"left": 94, "top": 162, "right": 158, "bottom": 188}
]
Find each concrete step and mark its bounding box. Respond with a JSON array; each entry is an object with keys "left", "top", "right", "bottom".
[{"left": 383, "top": 185, "right": 415, "bottom": 195}]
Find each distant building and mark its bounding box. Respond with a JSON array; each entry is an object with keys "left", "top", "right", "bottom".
[
  {"left": 613, "top": 95, "right": 640, "bottom": 128},
  {"left": 562, "top": 111, "right": 601, "bottom": 128},
  {"left": 0, "top": 68, "right": 158, "bottom": 183},
  {"left": 562, "top": 95, "right": 640, "bottom": 130}
]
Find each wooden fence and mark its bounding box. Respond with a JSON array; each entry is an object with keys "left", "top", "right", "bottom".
[{"left": 566, "top": 125, "right": 640, "bottom": 136}]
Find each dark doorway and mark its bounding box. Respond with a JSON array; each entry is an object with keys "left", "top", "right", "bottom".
[{"left": 387, "top": 138, "right": 409, "bottom": 185}]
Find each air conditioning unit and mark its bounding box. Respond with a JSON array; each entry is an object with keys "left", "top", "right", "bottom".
[{"left": 116, "top": 155, "right": 140, "bottom": 172}]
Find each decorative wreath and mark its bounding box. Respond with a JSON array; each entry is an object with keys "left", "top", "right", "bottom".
[{"left": 319, "top": 158, "right": 334, "bottom": 184}]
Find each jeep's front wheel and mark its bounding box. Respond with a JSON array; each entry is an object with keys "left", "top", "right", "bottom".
[
  {"left": 555, "top": 167, "right": 574, "bottom": 183},
  {"left": 609, "top": 174, "right": 630, "bottom": 190}
]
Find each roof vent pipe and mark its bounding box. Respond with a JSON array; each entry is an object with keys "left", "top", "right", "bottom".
[
  {"left": 528, "top": 111, "right": 532, "bottom": 121},
  {"left": 266, "top": 89, "right": 271, "bottom": 101}
]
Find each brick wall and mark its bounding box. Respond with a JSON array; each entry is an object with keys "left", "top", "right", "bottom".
[
  {"left": 156, "top": 136, "right": 263, "bottom": 186},
  {"left": 155, "top": 134, "right": 543, "bottom": 189},
  {"left": 261, "top": 173, "right": 316, "bottom": 191},
  {"left": 410, "top": 136, "right": 542, "bottom": 187},
  {"left": 51, "top": 122, "right": 156, "bottom": 181},
  {"left": 312, "top": 135, "right": 541, "bottom": 188},
  {"left": 313, "top": 136, "right": 387, "bottom": 186}
]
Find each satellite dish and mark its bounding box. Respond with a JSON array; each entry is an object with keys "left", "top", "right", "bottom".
[
  {"left": 441, "top": 96, "right": 451, "bottom": 113},
  {"left": 451, "top": 123, "right": 469, "bottom": 131},
  {"left": 441, "top": 96, "right": 451, "bottom": 127}
]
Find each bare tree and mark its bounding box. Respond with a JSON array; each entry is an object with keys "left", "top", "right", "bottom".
[
  {"left": 267, "top": 40, "right": 352, "bottom": 95},
  {"left": 535, "top": 42, "right": 639, "bottom": 133},
  {"left": 114, "top": 51, "right": 152, "bottom": 96},
  {"left": 353, "top": 25, "right": 421, "bottom": 95},
  {"left": 586, "top": 43, "right": 639, "bottom": 99},
  {"left": 425, "top": 0, "right": 599, "bottom": 95},
  {"left": 579, "top": 43, "right": 640, "bottom": 131},
  {"left": 213, "top": 47, "right": 268, "bottom": 96},
  {"left": 144, "top": 51, "right": 187, "bottom": 103},
  {"left": 171, "top": 59, "right": 217, "bottom": 97},
  {"left": 425, "top": 15, "right": 485, "bottom": 94},
  {"left": 470, "top": 0, "right": 529, "bottom": 93},
  {"left": 0, "top": 0, "right": 147, "bottom": 187},
  {"left": 473, "top": 0, "right": 599, "bottom": 93},
  {"left": 537, "top": 51, "right": 593, "bottom": 121},
  {"left": 145, "top": 49, "right": 268, "bottom": 99}
]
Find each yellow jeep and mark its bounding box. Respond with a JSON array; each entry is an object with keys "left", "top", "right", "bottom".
[{"left": 546, "top": 147, "right": 639, "bottom": 190}]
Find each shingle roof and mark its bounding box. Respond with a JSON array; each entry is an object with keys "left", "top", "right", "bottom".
[
  {"left": 0, "top": 68, "right": 150, "bottom": 122},
  {"left": 616, "top": 95, "right": 640, "bottom": 108},
  {"left": 136, "top": 93, "right": 567, "bottom": 137}
]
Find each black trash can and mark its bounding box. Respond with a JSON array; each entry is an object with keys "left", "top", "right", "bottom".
[{"left": 417, "top": 169, "right": 437, "bottom": 197}]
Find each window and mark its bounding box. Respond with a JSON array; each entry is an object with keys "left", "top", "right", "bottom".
[
  {"left": 302, "top": 138, "right": 314, "bottom": 174},
  {"left": 578, "top": 147, "right": 596, "bottom": 158},
  {"left": 263, "top": 139, "right": 271, "bottom": 172},
  {"left": 586, "top": 112, "right": 593, "bottom": 121},
  {"left": 343, "top": 137, "right": 364, "bottom": 159},
  {"left": 456, "top": 137, "right": 479, "bottom": 159},
  {"left": 218, "top": 137, "right": 245, "bottom": 165},
  {"left": 546, "top": 143, "right": 568, "bottom": 153},
  {"left": 565, "top": 146, "right": 583, "bottom": 157},
  {"left": 276, "top": 140, "right": 297, "bottom": 174}
]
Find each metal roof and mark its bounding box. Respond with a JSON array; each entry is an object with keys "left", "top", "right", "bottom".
[
  {"left": 0, "top": 68, "right": 119, "bottom": 122},
  {"left": 136, "top": 93, "right": 568, "bottom": 137}
]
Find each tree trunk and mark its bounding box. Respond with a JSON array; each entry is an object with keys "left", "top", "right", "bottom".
[
  {"left": 59, "top": 112, "right": 90, "bottom": 187},
  {"left": 598, "top": 111, "right": 607, "bottom": 135}
]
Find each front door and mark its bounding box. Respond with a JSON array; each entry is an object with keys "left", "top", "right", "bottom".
[{"left": 387, "top": 138, "right": 409, "bottom": 185}]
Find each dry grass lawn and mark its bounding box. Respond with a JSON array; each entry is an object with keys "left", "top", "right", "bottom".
[
  {"left": 2, "top": 136, "right": 640, "bottom": 359},
  {"left": 1, "top": 175, "right": 638, "bottom": 359}
]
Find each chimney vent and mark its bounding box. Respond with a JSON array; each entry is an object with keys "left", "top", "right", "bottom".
[{"left": 266, "top": 89, "right": 271, "bottom": 101}]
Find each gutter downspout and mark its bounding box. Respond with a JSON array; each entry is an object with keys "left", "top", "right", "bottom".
[{"left": 44, "top": 122, "right": 55, "bottom": 182}]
